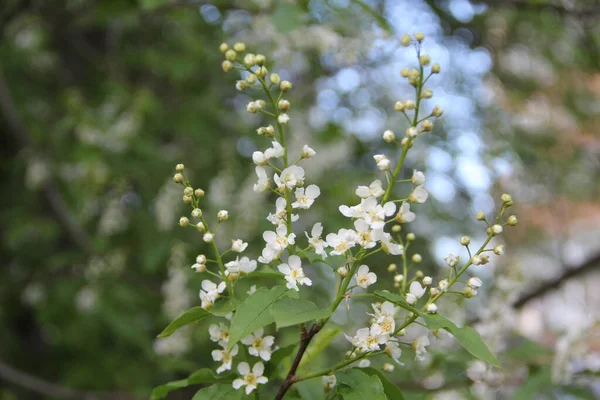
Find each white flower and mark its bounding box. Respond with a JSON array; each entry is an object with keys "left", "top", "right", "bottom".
[
  {"left": 467, "top": 277, "right": 483, "bottom": 288},
  {"left": 191, "top": 263, "right": 205, "bottom": 272},
  {"left": 412, "top": 336, "right": 430, "bottom": 361},
  {"left": 423, "top": 276, "right": 432, "bottom": 286},
  {"left": 200, "top": 280, "right": 226, "bottom": 309},
  {"left": 301, "top": 144, "right": 316, "bottom": 158},
  {"left": 438, "top": 279, "right": 449, "bottom": 292},
  {"left": 406, "top": 281, "right": 427, "bottom": 304},
  {"left": 396, "top": 202, "right": 416, "bottom": 223},
  {"left": 252, "top": 151, "right": 267, "bottom": 166},
  {"left": 346, "top": 324, "right": 389, "bottom": 352},
  {"left": 212, "top": 344, "right": 239, "bottom": 374},
  {"left": 305, "top": 223, "right": 328, "bottom": 258},
  {"left": 264, "top": 141, "right": 285, "bottom": 159},
  {"left": 241, "top": 328, "right": 275, "bottom": 361},
  {"left": 232, "top": 362, "right": 268, "bottom": 395},
  {"left": 277, "top": 255, "right": 312, "bottom": 291},
  {"left": 358, "top": 359, "right": 371, "bottom": 368},
  {"left": 356, "top": 180, "right": 385, "bottom": 198},
  {"left": 258, "top": 246, "right": 279, "bottom": 264},
  {"left": 278, "top": 113, "right": 290, "bottom": 124},
  {"left": 217, "top": 210, "right": 229, "bottom": 221},
  {"left": 263, "top": 224, "right": 296, "bottom": 253},
  {"left": 374, "top": 154, "right": 391, "bottom": 171},
  {"left": 203, "top": 232, "right": 214, "bottom": 243},
  {"left": 412, "top": 170, "right": 426, "bottom": 185},
  {"left": 209, "top": 323, "right": 230, "bottom": 345},
  {"left": 354, "top": 219, "right": 376, "bottom": 249},
  {"left": 196, "top": 254, "right": 207, "bottom": 264},
  {"left": 445, "top": 254, "right": 459, "bottom": 268},
  {"left": 355, "top": 265, "right": 377, "bottom": 289},
  {"left": 292, "top": 184, "right": 320, "bottom": 209},
  {"left": 247, "top": 101, "right": 259, "bottom": 113},
  {"left": 370, "top": 301, "right": 398, "bottom": 334},
  {"left": 426, "top": 303, "right": 438, "bottom": 313},
  {"left": 385, "top": 341, "right": 403, "bottom": 364},
  {"left": 373, "top": 229, "right": 403, "bottom": 255},
  {"left": 267, "top": 197, "right": 299, "bottom": 226},
  {"left": 274, "top": 165, "right": 305, "bottom": 190},
  {"left": 253, "top": 166, "right": 270, "bottom": 193},
  {"left": 225, "top": 257, "right": 257, "bottom": 276},
  {"left": 322, "top": 375, "right": 336, "bottom": 391},
  {"left": 231, "top": 239, "right": 248, "bottom": 253},
  {"left": 339, "top": 197, "right": 396, "bottom": 230},
  {"left": 410, "top": 185, "right": 428, "bottom": 203},
  {"left": 326, "top": 229, "right": 357, "bottom": 255}
]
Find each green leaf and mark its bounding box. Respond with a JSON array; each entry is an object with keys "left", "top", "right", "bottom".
[
  {"left": 157, "top": 307, "right": 210, "bottom": 338},
  {"left": 361, "top": 368, "right": 405, "bottom": 400},
  {"left": 299, "top": 325, "right": 343, "bottom": 370},
  {"left": 296, "top": 377, "right": 324, "bottom": 400},
  {"left": 421, "top": 314, "right": 501, "bottom": 368},
  {"left": 336, "top": 368, "right": 386, "bottom": 400},
  {"left": 192, "top": 384, "right": 242, "bottom": 400},
  {"left": 150, "top": 368, "right": 232, "bottom": 400},
  {"left": 513, "top": 367, "right": 552, "bottom": 400},
  {"left": 265, "top": 344, "right": 297, "bottom": 378},
  {"left": 374, "top": 291, "right": 422, "bottom": 315},
  {"left": 227, "top": 285, "right": 296, "bottom": 350},
  {"left": 270, "top": 297, "right": 331, "bottom": 329},
  {"left": 140, "top": 0, "right": 168, "bottom": 11},
  {"left": 302, "top": 250, "right": 346, "bottom": 271},
  {"left": 210, "top": 298, "right": 241, "bottom": 317}
]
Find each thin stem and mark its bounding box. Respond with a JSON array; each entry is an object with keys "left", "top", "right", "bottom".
[{"left": 296, "top": 351, "right": 384, "bottom": 382}]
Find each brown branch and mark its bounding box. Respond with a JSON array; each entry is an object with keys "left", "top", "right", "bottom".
[
  {"left": 0, "top": 63, "right": 91, "bottom": 252},
  {"left": 0, "top": 360, "right": 137, "bottom": 400},
  {"left": 513, "top": 252, "right": 600, "bottom": 308},
  {"left": 274, "top": 323, "right": 321, "bottom": 400}
]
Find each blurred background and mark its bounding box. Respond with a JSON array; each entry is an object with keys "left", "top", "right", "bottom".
[{"left": 1, "top": 0, "right": 599, "bottom": 399}]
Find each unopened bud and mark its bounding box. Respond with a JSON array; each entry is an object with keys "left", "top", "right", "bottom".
[
  {"left": 414, "top": 32, "right": 425, "bottom": 41},
  {"left": 422, "top": 88, "right": 433, "bottom": 98},
  {"left": 432, "top": 106, "right": 444, "bottom": 117},
  {"left": 278, "top": 100, "right": 290, "bottom": 111},
  {"left": 406, "top": 127, "right": 419, "bottom": 138},
  {"left": 421, "top": 120, "right": 433, "bottom": 132},
  {"left": 194, "top": 188, "right": 205, "bottom": 198},
  {"left": 415, "top": 270, "right": 424, "bottom": 279},
  {"left": 393, "top": 274, "right": 403, "bottom": 283},
  {"left": 494, "top": 245, "right": 505, "bottom": 255},
  {"left": 394, "top": 101, "right": 405, "bottom": 111},
  {"left": 507, "top": 215, "right": 518, "bottom": 226},
  {"left": 476, "top": 211, "right": 485, "bottom": 221},
  {"left": 463, "top": 286, "right": 477, "bottom": 298},
  {"left": 383, "top": 130, "right": 395, "bottom": 143},
  {"left": 431, "top": 63, "right": 441, "bottom": 73},
  {"left": 400, "top": 68, "right": 410, "bottom": 78},
  {"left": 406, "top": 233, "right": 416, "bottom": 241},
  {"left": 383, "top": 363, "right": 395, "bottom": 372},
  {"left": 233, "top": 42, "right": 245, "bottom": 52},
  {"left": 419, "top": 55, "right": 431, "bottom": 66},
  {"left": 222, "top": 60, "right": 232, "bottom": 72},
  {"left": 175, "top": 164, "right": 185, "bottom": 172},
  {"left": 184, "top": 187, "right": 194, "bottom": 196},
  {"left": 430, "top": 288, "right": 439, "bottom": 296},
  {"left": 255, "top": 54, "right": 266, "bottom": 65},
  {"left": 203, "top": 232, "right": 214, "bottom": 243},
  {"left": 404, "top": 100, "right": 416, "bottom": 110},
  {"left": 471, "top": 255, "right": 481, "bottom": 265},
  {"left": 337, "top": 266, "right": 348, "bottom": 277},
  {"left": 460, "top": 236, "right": 471, "bottom": 246},
  {"left": 191, "top": 208, "right": 202, "bottom": 218},
  {"left": 243, "top": 53, "right": 256, "bottom": 67},
  {"left": 280, "top": 80, "right": 292, "bottom": 91},
  {"left": 388, "top": 263, "right": 397, "bottom": 272},
  {"left": 412, "top": 254, "right": 422, "bottom": 263},
  {"left": 228, "top": 273, "right": 238, "bottom": 281},
  {"left": 422, "top": 276, "right": 432, "bottom": 285},
  {"left": 426, "top": 303, "right": 438, "bottom": 313},
  {"left": 246, "top": 74, "right": 257, "bottom": 84},
  {"left": 179, "top": 217, "right": 189, "bottom": 227},
  {"left": 479, "top": 254, "right": 490, "bottom": 265},
  {"left": 173, "top": 173, "right": 183, "bottom": 183},
  {"left": 392, "top": 225, "right": 402, "bottom": 233},
  {"left": 401, "top": 34, "right": 411, "bottom": 46},
  {"left": 219, "top": 43, "right": 229, "bottom": 53},
  {"left": 501, "top": 193, "right": 513, "bottom": 206},
  {"left": 491, "top": 224, "right": 503, "bottom": 235},
  {"left": 183, "top": 195, "right": 193, "bottom": 204},
  {"left": 196, "top": 222, "right": 205, "bottom": 232},
  {"left": 225, "top": 49, "right": 236, "bottom": 61},
  {"left": 217, "top": 210, "right": 229, "bottom": 221},
  {"left": 270, "top": 73, "right": 281, "bottom": 85}
]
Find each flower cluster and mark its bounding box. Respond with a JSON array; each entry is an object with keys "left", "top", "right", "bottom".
[{"left": 164, "top": 34, "right": 518, "bottom": 397}]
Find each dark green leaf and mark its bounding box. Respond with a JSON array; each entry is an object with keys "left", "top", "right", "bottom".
[
  {"left": 227, "top": 285, "right": 297, "bottom": 350},
  {"left": 210, "top": 298, "right": 241, "bottom": 317},
  {"left": 296, "top": 377, "right": 324, "bottom": 400},
  {"left": 270, "top": 297, "right": 331, "bottom": 329},
  {"left": 336, "top": 368, "right": 386, "bottom": 400},
  {"left": 150, "top": 368, "right": 232, "bottom": 400},
  {"left": 361, "top": 368, "right": 405, "bottom": 400},
  {"left": 157, "top": 307, "right": 210, "bottom": 338},
  {"left": 374, "top": 291, "right": 422, "bottom": 315},
  {"left": 192, "top": 383, "right": 242, "bottom": 400}
]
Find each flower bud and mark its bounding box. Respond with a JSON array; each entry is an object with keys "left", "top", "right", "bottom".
[
  {"left": 431, "top": 63, "right": 441, "bottom": 73},
  {"left": 256, "top": 66, "right": 268, "bottom": 78},
  {"left": 219, "top": 43, "right": 229, "bottom": 53},
  {"left": 278, "top": 113, "right": 290, "bottom": 124},
  {"left": 255, "top": 54, "right": 266, "bottom": 65},
  {"left": 422, "top": 276, "right": 432, "bottom": 285},
  {"left": 393, "top": 282, "right": 400, "bottom": 288},
  {"left": 233, "top": 42, "right": 245, "bottom": 52},
  {"left": 476, "top": 211, "right": 485, "bottom": 221},
  {"left": 460, "top": 236, "right": 471, "bottom": 246},
  {"left": 236, "top": 80, "right": 249, "bottom": 91},
  {"left": 183, "top": 195, "right": 193, "bottom": 204},
  {"left": 404, "top": 100, "right": 416, "bottom": 110},
  {"left": 246, "top": 73, "right": 257, "bottom": 84},
  {"left": 414, "top": 32, "right": 425, "bottom": 41},
  {"left": 412, "top": 254, "right": 422, "bottom": 264},
  {"left": 431, "top": 106, "right": 444, "bottom": 117},
  {"left": 383, "top": 363, "right": 395, "bottom": 372},
  {"left": 419, "top": 55, "right": 431, "bottom": 66},
  {"left": 196, "top": 254, "right": 207, "bottom": 264},
  {"left": 393, "top": 274, "right": 404, "bottom": 283},
  {"left": 266, "top": 125, "right": 275, "bottom": 136},
  {"left": 278, "top": 100, "right": 290, "bottom": 111},
  {"left": 203, "top": 232, "right": 214, "bottom": 243},
  {"left": 225, "top": 49, "right": 236, "bottom": 61},
  {"left": 392, "top": 225, "right": 402, "bottom": 233},
  {"left": 426, "top": 303, "right": 437, "bottom": 313},
  {"left": 246, "top": 101, "right": 259, "bottom": 114},
  {"left": 175, "top": 164, "right": 185, "bottom": 172},
  {"left": 192, "top": 208, "right": 202, "bottom": 218},
  {"left": 401, "top": 34, "right": 411, "bottom": 46},
  {"left": 383, "top": 130, "right": 395, "bottom": 143},
  {"left": 280, "top": 80, "right": 292, "bottom": 91},
  {"left": 438, "top": 279, "right": 449, "bottom": 292},
  {"left": 387, "top": 263, "right": 397, "bottom": 272},
  {"left": 337, "top": 266, "right": 348, "bottom": 277},
  {"left": 406, "top": 233, "right": 416, "bottom": 241},
  {"left": 184, "top": 187, "right": 194, "bottom": 196},
  {"left": 422, "top": 89, "right": 433, "bottom": 98},
  {"left": 222, "top": 60, "right": 233, "bottom": 72},
  {"left": 173, "top": 173, "right": 183, "bottom": 183},
  {"left": 463, "top": 286, "right": 477, "bottom": 298},
  {"left": 468, "top": 277, "right": 482, "bottom": 288},
  {"left": 400, "top": 68, "right": 410, "bottom": 78},
  {"left": 196, "top": 222, "right": 205, "bottom": 232},
  {"left": 421, "top": 120, "right": 433, "bottom": 132},
  {"left": 191, "top": 263, "right": 206, "bottom": 273},
  {"left": 430, "top": 288, "right": 439, "bottom": 296},
  {"left": 195, "top": 188, "right": 205, "bottom": 198},
  {"left": 507, "top": 215, "right": 518, "bottom": 226},
  {"left": 243, "top": 53, "right": 256, "bottom": 67},
  {"left": 228, "top": 273, "right": 238, "bottom": 281},
  {"left": 491, "top": 224, "right": 503, "bottom": 235},
  {"left": 217, "top": 210, "right": 229, "bottom": 221},
  {"left": 406, "top": 127, "right": 418, "bottom": 138},
  {"left": 179, "top": 217, "right": 189, "bottom": 227},
  {"left": 501, "top": 193, "right": 513, "bottom": 207},
  {"left": 479, "top": 254, "right": 490, "bottom": 265},
  {"left": 415, "top": 270, "right": 424, "bottom": 279},
  {"left": 270, "top": 73, "right": 281, "bottom": 85},
  {"left": 471, "top": 255, "right": 481, "bottom": 265},
  {"left": 394, "top": 101, "right": 405, "bottom": 111}
]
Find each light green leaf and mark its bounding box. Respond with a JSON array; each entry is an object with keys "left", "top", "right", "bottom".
[
  {"left": 270, "top": 297, "right": 331, "bottom": 329},
  {"left": 192, "top": 383, "right": 242, "bottom": 400},
  {"left": 336, "top": 368, "right": 386, "bottom": 400},
  {"left": 361, "top": 368, "right": 405, "bottom": 400},
  {"left": 299, "top": 325, "right": 343, "bottom": 370},
  {"left": 374, "top": 290, "right": 422, "bottom": 314},
  {"left": 296, "top": 377, "right": 324, "bottom": 400},
  {"left": 210, "top": 298, "right": 241, "bottom": 317},
  {"left": 157, "top": 307, "right": 210, "bottom": 338},
  {"left": 421, "top": 314, "right": 500, "bottom": 368},
  {"left": 140, "top": 0, "right": 168, "bottom": 11},
  {"left": 227, "top": 285, "right": 296, "bottom": 350},
  {"left": 150, "top": 368, "right": 232, "bottom": 400}
]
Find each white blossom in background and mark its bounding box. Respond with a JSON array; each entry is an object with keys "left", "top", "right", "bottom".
[
  {"left": 413, "top": 336, "right": 430, "bottom": 361},
  {"left": 277, "top": 255, "right": 312, "bottom": 291},
  {"left": 396, "top": 202, "right": 416, "bottom": 223},
  {"left": 410, "top": 185, "right": 429, "bottom": 203},
  {"left": 232, "top": 362, "right": 268, "bottom": 394},
  {"left": 292, "top": 184, "right": 321, "bottom": 209},
  {"left": 212, "top": 344, "right": 239, "bottom": 374},
  {"left": 231, "top": 239, "right": 248, "bottom": 253},
  {"left": 385, "top": 341, "right": 403, "bottom": 365},
  {"left": 267, "top": 197, "right": 299, "bottom": 226},
  {"left": 253, "top": 166, "right": 270, "bottom": 193},
  {"left": 305, "top": 222, "right": 328, "bottom": 258},
  {"left": 373, "top": 229, "right": 404, "bottom": 255},
  {"left": 356, "top": 180, "right": 385, "bottom": 198},
  {"left": 326, "top": 228, "right": 357, "bottom": 255},
  {"left": 346, "top": 324, "right": 389, "bottom": 352},
  {"left": 200, "top": 280, "right": 226, "bottom": 309},
  {"left": 264, "top": 141, "right": 285, "bottom": 159},
  {"left": 241, "top": 328, "right": 276, "bottom": 361},
  {"left": 406, "top": 281, "right": 427, "bottom": 304},
  {"left": 354, "top": 219, "right": 376, "bottom": 249},
  {"left": 355, "top": 265, "right": 377, "bottom": 289},
  {"left": 274, "top": 165, "right": 305, "bottom": 190},
  {"left": 339, "top": 197, "right": 396, "bottom": 229},
  {"left": 209, "top": 323, "right": 230, "bottom": 346}
]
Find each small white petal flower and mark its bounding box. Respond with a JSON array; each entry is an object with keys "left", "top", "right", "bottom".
[
  {"left": 232, "top": 362, "right": 268, "bottom": 395},
  {"left": 406, "top": 281, "right": 427, "bottom": 304},
  {"left": 252, "top": 151, "right": 267, "bottom": 166},
  {"left": 200, "top": 280, "right": 226, "bottom": 309},
  {"left": 225, "top": 256, "right": 257, "bottom": 276},
  {"left": 373, "top": 229, "right": 404, "bottom": 255},
  {"left": 305, "top": 222, "right": 328, "bottom": 258},
  {"left": 426, "top": 303, "right": 438, "bottom": 313},
  {"left": 468, "top": 277, "right": 483, "bottom": 288},
  {"left": 375, "top": 155, "right": 391, "bottom": 171},
  {"left": 277, "top": 255, "right": 311, "bottom": 291},
  {"left": 413, "top": 336, "right": 430, "bottom": 361},
  {"left": 412, "top": 170, "right": 426, "bottom": 185},
  {"left": 211, "top": 343, "right": 238, "bottom": 374},
  {"left": 410, "top": 185, "right": 428, "bottom": 203},
  {"left": 346, "top": 324, "right": 389, "bottom": 352},
  {"left": 396, "top": 202, "right": 416, "bottom": 223},
  {"left": 278, "top": 113, "right": 290, "bottom": 124},
  {"left": 196, "top": 254, "right": 207, "bottom": 264},
  {"left": 354, "top": 219, "right": 376, "bottom": 249},
  {"left": 241, "top": 328, "right": 275, "bottom": 361},
  {"left": 370, "top": 301, "right": 398, "bottom": 334},
  {"left": 438, "top": 279, "right": 449, "bottom": 292},
  {"left": 263, "top": 224, "right": 296, "bottom": 254},
  {"left": 322, "top": 375, "right": 336, "bottom": 391},
  {"left": 385, "top": 341, "right": 404, "bottom": 365},
  {"left": 356, "top": 180, "right": 385, "bottom": 199},
  {"left": 231, "top": 239, "right": 248, "bottom": 253},
  {"left": 209, "top": 323, "right": 230, "bottom": 345},
  {"left": 301, "top": 144, "right": 316, "bottom": 158},
  {"left": 274, "top": 166, "right": 305, "bottom": 190},
  {"left": 253, "top": 166, "right": 270, "bottom": 193},
  {"left": 445, "top": 254, "right": 459, "bottom": 267},
  {"left": 355, "top": 265, "right": 377, "bottom": 289},
  {"left": 325, "top": 229, "right": 357, "bottom": 255},
  {"left": 267, "top": 197, "right": 299, "bottom": 226},
  {"left": 264, "top": 141, "right": 285, "bottom": 159},
  {"left": 292, "top": 184, "right": 320, "bottom": 209}
]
